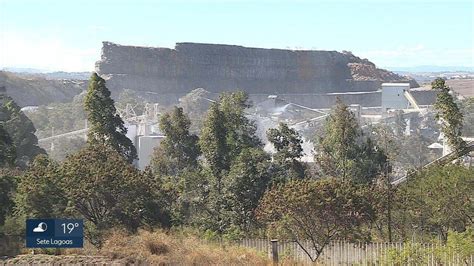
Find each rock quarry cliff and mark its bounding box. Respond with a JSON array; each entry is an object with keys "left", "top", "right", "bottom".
[{"left": 96, "top": 42, "right": 418, "bottom": 99}]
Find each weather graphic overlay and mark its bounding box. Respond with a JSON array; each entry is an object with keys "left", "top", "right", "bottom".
[{"left": 26, "top": 219, "right": 84, "bottom": 248}]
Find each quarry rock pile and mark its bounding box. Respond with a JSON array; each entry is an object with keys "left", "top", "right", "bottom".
[
  {"left": 348, "top": 63, "right": 417, "bottom": 86},
  {"left": 96, "top": 42, "right": 418, "bottom": 98}
]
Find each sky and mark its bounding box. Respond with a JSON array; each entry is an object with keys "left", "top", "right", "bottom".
[{"left": 0, "top": 0, "right": 473, "bottom": 72}]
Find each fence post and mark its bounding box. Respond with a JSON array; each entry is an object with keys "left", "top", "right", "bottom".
[{"left": 270, "top": 239, "right": 279, "bottom": 264}]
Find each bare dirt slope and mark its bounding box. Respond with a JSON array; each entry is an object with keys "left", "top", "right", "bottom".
[{"left": 446, "top": 79, "right": 474, "bottom": 97}]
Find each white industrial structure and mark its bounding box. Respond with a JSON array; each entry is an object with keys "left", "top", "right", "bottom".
[
  {"left": 137, "top": 135, "right": 165, "bottom": 170},
  {"left": 381, "top": 83, "right": 412, "bottom": 112},
  {"left": 37, "top": 83, "right": 439, "bottom": 172},
  {"left": 38, "top": 103, "right": 165, "bottom": 170},
  {"left": 117, "top": 103, "right": 165, "bottom": 169}
]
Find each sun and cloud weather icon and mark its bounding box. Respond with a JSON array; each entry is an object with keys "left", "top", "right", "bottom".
[{"left": 32, "top": 222, "right": 48, "bottom": 233}]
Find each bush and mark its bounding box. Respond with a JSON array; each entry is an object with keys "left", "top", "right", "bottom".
[
  {"left": 434, "top": 228, "right": 474, "bottom": 264},
  {"left": 384, "top": 242, "right": 429, "bottom": 265},
  {"left": 383, "top": 229, "right": 474, "bottom": 265}
]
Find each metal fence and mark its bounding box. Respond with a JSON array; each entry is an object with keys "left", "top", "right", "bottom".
[
  {"left": 236, "top": 239, "right": 474, "bottom": 265},
  {"left": 2, "top": 236, "right": 473, "bottom": 264}
]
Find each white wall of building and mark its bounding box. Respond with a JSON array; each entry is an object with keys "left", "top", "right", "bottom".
[
  {"left": 125, "top": 124, "right": 137, "bottom": 146},
  {"left": 381, "top": 83, "right": 410, "bottom": 112},
  {"left": 137, "top": 135, "right": 165, "bottom": 170}
]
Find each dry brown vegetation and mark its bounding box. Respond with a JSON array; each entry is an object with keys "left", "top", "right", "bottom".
[
  {"left": 101, "top": 229, "right": 269, "bottom": 265},
  {"left": 4, "top": 230, "right": 270, "bottom": 265},
  {"left": 3, "top": 229, "right": 270, "bottom": 265}
]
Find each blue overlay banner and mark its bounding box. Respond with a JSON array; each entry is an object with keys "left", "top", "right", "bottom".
[{"left": 26, "top": 219, "right": 83, "bottom": 248}]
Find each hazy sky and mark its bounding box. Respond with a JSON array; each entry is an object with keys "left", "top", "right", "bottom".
[{"left": 1, "top": 0, "right": 472, "bottom": 71}]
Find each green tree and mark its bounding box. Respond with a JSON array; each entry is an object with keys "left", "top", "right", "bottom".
[
  {"left": 161, "top": 168, "right": 208, "bottom": 226},
  {"left": 356, "top": 137, "right": 389, "bottom": 183},
  {"left": 0, "top": 124, "right": 15, "bottom": 167},
  {"left": 315, "top": 98, "right": 360, "bottom": 180},
  {"left": 199, "top": 102, "right": 229, "bottom": 233},
  {"left": 200, "top": 91, "right": 261, "bottom": 177},
  {"left": 62, "top": 144, "right": 170, "bottom": 245},
  {"left": 315, "top": 99, "right": 386, "bottom": 183},
  {"left": 199, "top": 102, "right": 227, "bottom": 179},
  {"left": 150, "top": 106, "right": 201, "bottom": 225},
  {"left": 256, "top": 178, "right": 375, "bottom": 262},
  {"left": 198, "top": 91, "right": 262, "bottom": 234},
  {"left": 396, "top": 164, "right": 474, "bottom": 242},
  {"left": 151, "top": 106, "right": 200, "bottom": 177},
  {"left": 218, "top": 91, "right": 261, "bottom": 159},
  {"left": 14, "top": 155, "right": 66, "bottom": 219},
  {"left": 432, "top": 78, "right": 466, "bottom": 153},
  {"left": 460, "top": 97, "right": 474, "bottom": 136},
  {"left": 225, "top": 148, "right": 272, "bottom": 233},
  {"left": 0, "top": 169, "right": 19, "bottom": 228},
  {"left": 367, "top": 124, "right": 397, "bottom": 241},
  {"left": 267, "top": 122, "right": 305, "bottom": 180},
  {"left": 0, "top": 95, "right": 45, "bottom": 168},
  {"left": 84, "top": 73, "right": 137, "bottom": 163}
]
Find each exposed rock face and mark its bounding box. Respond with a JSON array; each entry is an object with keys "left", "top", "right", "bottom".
[
  {"left": 0, "top": 71, "right": 87, "bottom": 107},
  {"left": 96, "top": 42, "right": 418, "bottom": 97}
]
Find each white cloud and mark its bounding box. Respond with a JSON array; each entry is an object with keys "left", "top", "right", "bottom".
[{"left": 0, "top": 31, "right": 99, "bottom": 72}]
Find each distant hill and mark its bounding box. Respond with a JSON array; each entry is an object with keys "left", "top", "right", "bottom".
[
  {"left": 1, "top": 67, "right": 48, "bottom": 73},
  {"left": 0, "top": 71, "right": 87, "bottom": 107},
  {"left": 35, "top": 71, "right": 91, "bottom": 80},
  {"left": 2, "top": 68, "right": 91, "bottom": 80},
  {"left": 392, "top": 69, "right": 474, "bottom": 85},
  {"left": 387, "top": 66, "right": 474, "bottom": 73}
]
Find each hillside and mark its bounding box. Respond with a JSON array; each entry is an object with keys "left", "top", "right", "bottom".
[
  {"left": 446, "top": 79, "right": 474, "bottom": 98},
  {"left": 0, "top": 71, "right": 87, "bottom": 107}
]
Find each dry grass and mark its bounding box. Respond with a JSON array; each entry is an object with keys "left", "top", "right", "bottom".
[
  {"left": 101, "top": 229, "right": 270, "bottom": 265},
  {"left": 2, "top": 229, "right": 271, "bottom": 265}
]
